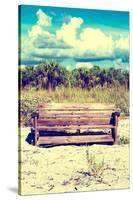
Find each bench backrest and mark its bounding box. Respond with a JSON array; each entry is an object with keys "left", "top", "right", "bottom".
[{"left": 36, "top": 103, "right": 115, "bottom": 126}]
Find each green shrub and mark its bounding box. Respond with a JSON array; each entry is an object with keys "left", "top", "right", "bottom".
[
  {"left": 19, "top": 91, "right": 51, "bottom": 126},
  {"left": 117, "top": 135, "right": 129, "bottom": 145}
]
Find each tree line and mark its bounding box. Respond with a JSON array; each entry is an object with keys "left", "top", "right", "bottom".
[{"left": 19, "top": 60, "right": 129, "bottom": 91}]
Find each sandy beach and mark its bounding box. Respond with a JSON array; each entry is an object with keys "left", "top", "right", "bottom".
[{"left": 19, "top": 118, "right": 129, "bottom": 195}]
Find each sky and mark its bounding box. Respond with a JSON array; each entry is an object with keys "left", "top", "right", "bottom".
[{"left": 19, "top": 5, "right": 129, "bottom": 70}]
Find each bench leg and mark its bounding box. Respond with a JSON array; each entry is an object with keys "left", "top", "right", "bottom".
[
  {"left": 111, "top": 128, "right": 117, "bottom": 144},
  {"left": 111, "top": 112, "right": 119, "bottom": 144},
  {"left": 34, "top": 116, "right": 38, "bottom": 146},
  {"left": 35, "top": 130, "right": 38, "bottom": 146}
]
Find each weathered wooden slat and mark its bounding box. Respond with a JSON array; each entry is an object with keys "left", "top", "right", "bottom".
[
  {"left": 37, "top": 135, "right": 114, "bottom": 145},
  {"left": 37, "top": 125, "right": 115, "bottom": 132},
  {"left": 39, "top": 110, "right": 113, "bottom": 116},
  {"left": 39, "top": 108, "right": 115, "bottom": 111},
  {"left": 39, "top": 113, "right": 112, "bottom": 118},
  {"left": 37, "top": 118, "right": 111, "bottom": 126},
  {"left": 38, "top": 103, "right": 115, "bottom": 110}
]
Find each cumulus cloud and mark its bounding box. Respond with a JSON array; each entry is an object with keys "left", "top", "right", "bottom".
[
  {"left": 20, "top": 9, "right": 129, "bottom": 68},
  {"left": 28, "top": 9, "right": 53, "bottom": 42},
  {"left": 56, "top": 17, "right": 83, "bottom": 46},
  {"left": 78, "top": 28, "right": 114, "bottom": 57},
  {"left": 113, "top": 35, "right": 129, "bottom": 63},
  {"left": 22, "top": 9, "right": 72, "bottom": 63},
  {"left": 25, "top": 9, "right": 53, "bottom": 53},
  {"left": 115, "top": 35, "right": 129, "bottom": 51},
  {"left": 76, "top": 62, "right": 93, "bottom": 69},
  {"left": 36, "top": 9, "right": 51, "bottom": 27},
  {"left": 28, "top": 25, "right": 43, "bottom": 39}
]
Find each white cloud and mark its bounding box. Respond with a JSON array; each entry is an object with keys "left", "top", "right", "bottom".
[
  {"left": 56, "top": 17, "right": 83, "bottom": 46},
  {"left": 21, "top": 9, "right": 129, "bottom": 67},
  {"left": 21, "top": 10, "right": 54, "bottom": 61},
  {"left": 19, "top": 64, "right": 26, "bottom": 69},
  {"left": 56, "top": 17, "right": 129, "bottom": 60},
  {"left": 36, "top": 9, "right": 51, "bottom": 27},
  {"left": 112, "top": 58, "right": 129, "bottom": 70},
  {"left": 28, "top": 25, "right": 43, "bottom": 39},
  {"left": 78, "top": 28, "right": 114, "bottom": 57},
  {"left": 56, "top": 19, "right": 114, "bottom": 57},
  {"left": 76, "top": 62, "right": 93, "bottom": 69},
  {"left": 115, "top": 35, "right": 129, "bottom": 51},
  {"left": 28, "top": 9, "right": 53, "bottom": 41}
]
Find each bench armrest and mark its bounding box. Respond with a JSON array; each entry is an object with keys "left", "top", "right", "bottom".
[
  {"left": 111, "top": 111, "right": 120, "bottom": 127},
  {"left": 31, "top": 112, "right": 39, "bottom": 119},
  {"left": 114, "top": 112, "right": 120, "bottom": 117}
]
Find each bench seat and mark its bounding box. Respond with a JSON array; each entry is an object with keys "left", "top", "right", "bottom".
[
  {"left": 37, "top": 135, "right": 114, "bottom": 145},
  {"left": 37, "top": 125, "right": 115, "bottom": 132}
]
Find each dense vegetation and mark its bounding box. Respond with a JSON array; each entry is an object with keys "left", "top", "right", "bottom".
[
  {"left": 19, "top": 60, "right": 129, "bottom": 91},
  {"left": 19, "top": 60, "right": 129, "bottom": 126}
]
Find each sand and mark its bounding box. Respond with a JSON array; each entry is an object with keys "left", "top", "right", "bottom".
[{"left": 19, "top": 118, "right": 130, "bottom": 195}]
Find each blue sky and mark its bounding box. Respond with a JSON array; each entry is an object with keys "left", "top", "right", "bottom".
[{"left": 19, "top": 5, "right": 129, "bottom": 70}]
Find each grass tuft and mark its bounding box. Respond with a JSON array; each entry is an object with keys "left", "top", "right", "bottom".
[
  {"left": 85, "top": 148, "right": 105, "bottom": 178},
  {"left": 117, "top": 135, "right": 129, "bottom": 145}
]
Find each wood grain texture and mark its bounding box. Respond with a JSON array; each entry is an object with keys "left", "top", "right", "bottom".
[
  {"left": 37, "top": 135, "right": 114, "bottom": 145},
  {"left": 37, "top": 125, "right": 115, "bottom": 132},
  {"left": 38, "top": 103, "right": 115, "bottom": 110},
  {"left": 39, "top": 113, "right": 112, "bottom": 118},
  {"left": 39, "top": 111, "right": 113, "bottom": 119},
  {"left": 37, "top": 118, "right": 111, "bottom": 126}
]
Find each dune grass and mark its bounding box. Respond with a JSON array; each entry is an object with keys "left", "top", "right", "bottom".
[{"left": 20, "top": 86, "right": 129, "bottom": 126}]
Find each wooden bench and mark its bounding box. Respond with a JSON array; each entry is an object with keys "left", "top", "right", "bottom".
[{"left": 31, "top": 103, "right": 120, "bottom": 146}]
